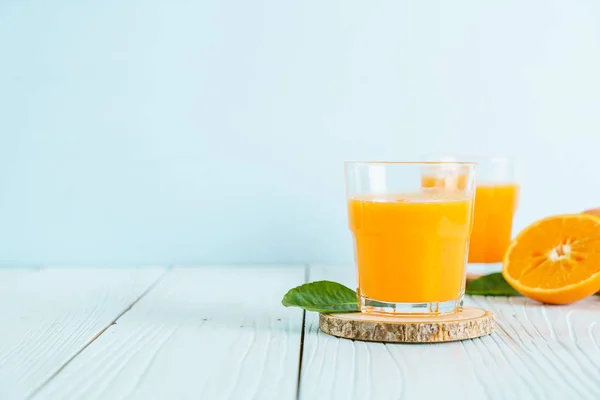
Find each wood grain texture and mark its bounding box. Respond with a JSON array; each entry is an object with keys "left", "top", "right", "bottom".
[
  {"left": 301, "top": 265, "right": 600, "bottom": 400},
  {"left": 320, "top": 307, "right": 494, "bottom": 343},
  {"left": 0, "top": 267, "right": 166, "bottom": 399},
  {"left": 35, "top": 266, "right": 306, "bottom": 400},
  {"left": 470, "top": 295, "right": 600, "bottom": 399}
]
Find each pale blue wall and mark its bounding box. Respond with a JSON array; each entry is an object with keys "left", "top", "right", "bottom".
[{"left": 1, "top": 1, "right": 600, "bottom": 265}]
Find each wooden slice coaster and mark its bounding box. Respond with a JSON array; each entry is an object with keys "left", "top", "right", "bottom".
[{"left": 319, "top": 306, "right": 495, "bottom": 343}]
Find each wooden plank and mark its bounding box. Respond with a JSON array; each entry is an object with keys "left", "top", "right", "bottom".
[
  {"left": 35, "top": 265, "right": 306, "bottom": 400},
  {"left": 0, "top": 267, "right": 166, "bottom": 399},
  {"left": 300, "top": 265, "right": 599, "bottom": 400},
  {"left": 470, "top": 295, "right": 600, "bottom": 399}
]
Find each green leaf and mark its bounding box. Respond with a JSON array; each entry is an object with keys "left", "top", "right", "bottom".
[
  {"left": 282, "top": 280, "right": 359, "bottom": 313},
  {"left": 466, "top": 273, "right": 521, "bottom": 296}
]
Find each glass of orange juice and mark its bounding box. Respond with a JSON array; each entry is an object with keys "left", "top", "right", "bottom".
[
  {"left": 422, "top": 156, "right": 519, "bottom": 265},
  {"left": 345, "top": 161, "right": 476, "bottom": 315}
]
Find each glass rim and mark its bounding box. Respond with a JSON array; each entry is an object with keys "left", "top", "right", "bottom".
[
  {"left": 421, "top": 154, "right": 516, "bottom": 163},
  {"left": 345, "top": 161, "right": 476, "bottom": 166}
]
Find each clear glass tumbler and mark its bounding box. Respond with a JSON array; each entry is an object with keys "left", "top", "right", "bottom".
[
  {"left": 345, "top": 161, "right": 476, "bottom": 315},
  {"left": 422, "top": 156, "right": 519, "bottom": 265}
]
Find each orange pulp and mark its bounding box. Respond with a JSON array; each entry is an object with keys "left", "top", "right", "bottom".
[
  {"left": 503, "top": 214, "right": 600, "bottom": 304},
  {"left": 348, "top": 193, "right": 472, "bottom": 303}
]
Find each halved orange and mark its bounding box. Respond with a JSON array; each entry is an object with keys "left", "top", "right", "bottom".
[{"left": 502, "top": 213, "right": 600, "bottom": 304}]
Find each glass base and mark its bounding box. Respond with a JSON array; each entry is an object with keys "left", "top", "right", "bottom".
[{"left": 359, "top": 295, "right": 463, "bottom": 316}]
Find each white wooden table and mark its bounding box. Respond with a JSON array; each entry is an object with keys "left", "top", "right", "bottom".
[{"left": 1, "top": 265, "right": 599, "bottom": 400}]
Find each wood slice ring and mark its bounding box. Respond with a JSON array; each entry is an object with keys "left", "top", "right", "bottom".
[{"left": 319, "top": 306, "right": 495, "bottom": 343}]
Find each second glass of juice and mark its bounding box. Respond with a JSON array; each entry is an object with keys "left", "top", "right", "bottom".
[
  {"left": 345, "top": 161, "right": 476, "bottom": 315},
  {"left": 422, "top": 156, "right": 519, "bottom": 264}
]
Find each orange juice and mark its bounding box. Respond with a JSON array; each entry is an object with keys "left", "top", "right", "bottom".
[
  {"left": 421, "top": 174, "right": 468, "bottom": 191},
  {"left": 469, "top": 184, "right": 519, "bottom": 263},
  {"left": 348, "top": 193, "right": 472, "bottom": 303}
]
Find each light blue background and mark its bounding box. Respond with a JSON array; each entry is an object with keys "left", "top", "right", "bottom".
[{"left": 1, "top": 1, "right": 600, "bottom": 266}]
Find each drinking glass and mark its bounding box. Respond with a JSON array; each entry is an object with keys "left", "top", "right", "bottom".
[
  {"left": 345, "top": 161, "right": 476, "bottom": 315},
  {"left": 422, "top": 156, "right": 519, "bottom": 265}
]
